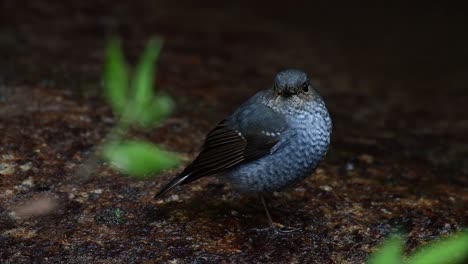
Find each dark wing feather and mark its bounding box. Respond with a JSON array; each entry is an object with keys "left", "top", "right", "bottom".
[
  {"left": 181, "top": 122, "right": 247, "bottom": 175},
  {"left": 155, "top": 97, "right": 288, "bottom": 198}
]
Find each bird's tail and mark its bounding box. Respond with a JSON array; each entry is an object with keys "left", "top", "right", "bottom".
[{"left": 154, "top": 173, "right": 191, "bottom": 199}]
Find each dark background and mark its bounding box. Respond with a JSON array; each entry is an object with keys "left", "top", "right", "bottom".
[{"left": 1, "top": 1, "right": 467, "bottom": 263}]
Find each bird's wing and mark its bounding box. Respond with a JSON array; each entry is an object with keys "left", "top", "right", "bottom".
[{"left": 155, "top": 101, "right": 288, "bottom": 198}]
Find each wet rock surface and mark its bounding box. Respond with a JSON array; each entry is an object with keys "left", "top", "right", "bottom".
[{"left": 1, "top": 1, "right": 467, "bottom": 263}]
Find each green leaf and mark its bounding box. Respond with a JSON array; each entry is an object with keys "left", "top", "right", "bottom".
[
  {"left": 114, "top": 208, "right": 125, "bottom": 224},
  {"left": 407, "top": 231, "right": 468, "bottom": 264},
  {"left": 104, "top": 38, "right": 129, "bottom": 114},
  {"left": 369, "top": 234, "right": 404, "bottom": 264},
  {"left": 132, "top": 39, "right": 163, "bottom": 113},
  {"left": 103, "top": 140, "right": 180, "bottom": 178},
  {"left": 139, "top": 94, "right": 175, "bottom": 127}
]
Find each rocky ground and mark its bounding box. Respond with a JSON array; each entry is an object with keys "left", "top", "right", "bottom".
[{"left": 0, "top": 1, "right": 467, "bottom": 263}]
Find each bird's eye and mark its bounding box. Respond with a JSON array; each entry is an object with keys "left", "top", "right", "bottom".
[{"left": 302, "top": 83, "right": 309, "bottom": 93}]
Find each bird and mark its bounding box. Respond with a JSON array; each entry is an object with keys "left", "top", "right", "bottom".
[{"left": 155, "top": 69, "right": 332, "bottom": 227}]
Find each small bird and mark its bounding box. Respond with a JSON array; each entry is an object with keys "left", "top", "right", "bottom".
[{"left": 156, "top": 69, "right": 332, "bottom": 227}]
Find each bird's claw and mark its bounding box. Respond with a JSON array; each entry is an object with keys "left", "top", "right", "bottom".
[
  {"left": 250, "top": 223, "right": 301, "bottom": 234},
  {"left": 275, "top": 226, "right": 301, "bottom": 233}
]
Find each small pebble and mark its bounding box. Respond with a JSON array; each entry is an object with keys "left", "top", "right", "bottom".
[
  {"left": 358, "top": 154, "right": 374, "bottom": 164},
  {"left": 381, "top": 208, "right": 391, "bottom": 215},
  {"left": 92, "top": 189, "right": 103, "bottom": 194},
  {"left": 0, "top": 163, "right": 15, "bottom": 175},
  {"left": 22, "top": 177, "right": 34, "bottom": 187},
  {"left": 345, "top": 162, "right": 355, "bottom": 171},
  {"left": 1, "top": 154, "right": 16, "bottom": 160},
  {"left": 167, "top": 194, "right": 180, "bottom": 202},
  {"left": 320, "top": 185, "right": 333, "bottom": 192},
  {"left": 19, "top": 162, "right": 33, "bottom": 172}
]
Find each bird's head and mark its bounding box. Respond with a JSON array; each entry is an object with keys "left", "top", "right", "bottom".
[
  {"left": 267, "top": 69, "right": 321, "bottom": 111},
  {"left": 273, "top": 69, "right": 310, "bottom": 97}
]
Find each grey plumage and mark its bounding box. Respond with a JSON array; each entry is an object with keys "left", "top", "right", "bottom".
[{"left": 155, "top": 69, "right": 332, "bottom": 197}]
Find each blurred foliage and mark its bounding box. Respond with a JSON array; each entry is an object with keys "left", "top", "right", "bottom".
[
  {"left": 369, "top": 231, "right": 468, "bottom": 264},
  {"left": 104, "top": 38, "right": 174, "bottom": 128},
  {"left": 103, "top": 140, "right": 180, "bottom": 178},
  {"left": 369, "top": 234, "right": 404, "bottom": 264},
  {"left": 102, "top": 38, "right": 180, "bottom": 178},
  {"left": 114, "top": 208, "right": 125, "bottom": 224},
  {"left": 406, "top": 231, "right": 468, "bottom": 264},
  {"left": 104, "top": 39, "right": 129, "bottom": 114}
]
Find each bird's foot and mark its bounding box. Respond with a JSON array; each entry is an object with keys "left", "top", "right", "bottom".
[
  {"left": 275, "top": 225, "right": 301, "bottom": 233},
  {"left": 250, "top": 222, "right": 301, "bottom": 234}
]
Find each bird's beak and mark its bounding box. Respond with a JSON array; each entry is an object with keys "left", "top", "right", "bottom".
[{"left": 278, "top": 88, "right": 295, "bottom": 97}]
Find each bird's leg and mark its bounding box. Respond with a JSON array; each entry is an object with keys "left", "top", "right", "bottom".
[
  {"left": 260, "top": 194, "right": 275, "bottom": 228},
  {"left": 250, "top": 194, "right": 278, "bottom": 232},
  {"left": 250, "top": 194, "right": 300, "bottom": 234}
]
